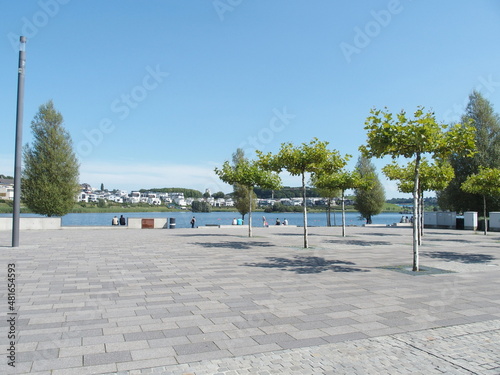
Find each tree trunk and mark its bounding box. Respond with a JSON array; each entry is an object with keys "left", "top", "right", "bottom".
[
  {"left": 418, "top": 189, "right": 423, "bottom": 246},
  {"left": 326, "top": 197, "right": 332, "bottom": 227},
  {"left": 341, "top": 190, "right": 346, "bottom": 237},
  {"left": 248, "top": 186, "right": 252, "bottom": 238},
  {"left": 483, "top": 194, "right": 487, "bottom": 236},
  {"left": 412, "top": 154, "right": 421, "bottom": 272},
  {"left": 302, "top": 173, "right": 308, "bottom": 248}
]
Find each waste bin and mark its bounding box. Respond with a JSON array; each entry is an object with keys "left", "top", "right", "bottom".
[{"left": 169, "top": 217, "right": 176, "bottom": 229}]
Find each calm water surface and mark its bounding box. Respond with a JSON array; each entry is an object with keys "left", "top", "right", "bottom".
[{"left": 1, "top": 211, "right": 406, "bottom": 228}]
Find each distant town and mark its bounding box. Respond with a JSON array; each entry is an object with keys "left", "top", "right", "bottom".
[
  {"left": 75, "top": 183, "right": 354, "bottom": 209},
  {"left": 0, "top": 178, "right": 430, "bottom": 210}
]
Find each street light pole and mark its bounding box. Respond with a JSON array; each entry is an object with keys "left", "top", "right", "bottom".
[{"left": 12, "top": 36, "right": 27, "bottom": 248}]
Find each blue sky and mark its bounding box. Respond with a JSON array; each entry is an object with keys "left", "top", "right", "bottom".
[{"left": 1, "top": 0, "right": 500, "bottom": 198}]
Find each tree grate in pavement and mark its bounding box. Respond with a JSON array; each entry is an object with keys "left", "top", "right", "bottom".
[{"left": 378, "top": 264, "right": 455, "bottom": 276}]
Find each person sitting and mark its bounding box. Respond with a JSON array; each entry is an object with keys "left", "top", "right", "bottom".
[
  {"left": 119, "top": 215, "right": 126, "bottom": 225},
  {"left": 112, "top": 216, "right": 119, "bottom": 226},
  {"left": 275, "top": 218, "right": 281, "bottom": 225}
]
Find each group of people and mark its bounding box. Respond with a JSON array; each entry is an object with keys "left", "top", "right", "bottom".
[
  {"left": 275, "top": 218, "right": 288, "bottom": 226},
  {"left": 111, "top": 215, "right": 126, "bottom": 226},
  {"left": 400, "top": 215, "right": 414, "bottom": 223},
  {"left": 261, "top": 216, "right": 288, "bottom": 227},
  {"left": 232, "top": 218, "right": 244, "bottom": 225}
]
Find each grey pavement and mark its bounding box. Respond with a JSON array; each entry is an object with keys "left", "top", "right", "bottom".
[{"left": 0, "top": 225, "right": 499, "bottom": 374}]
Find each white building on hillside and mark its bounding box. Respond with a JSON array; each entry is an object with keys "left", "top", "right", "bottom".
[
  {"left": 129, "top": 191, "right": 141, "bottom": 204},
  {"left": 0, "top": 179, "right": 14, "bottom": 200}
]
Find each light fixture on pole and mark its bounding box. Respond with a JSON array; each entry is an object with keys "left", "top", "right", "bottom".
[{"left": 12, "top": 36, "right": 27, "bottom": 248}]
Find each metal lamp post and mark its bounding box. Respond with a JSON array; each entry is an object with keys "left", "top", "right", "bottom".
[{"left": 12, "top": 36, "right": 27, "bottom": 248}]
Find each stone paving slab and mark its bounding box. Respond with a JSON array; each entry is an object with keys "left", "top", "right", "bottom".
[
  {"left": 116, "top": 319, "right": 500, "bottom": 375},
  {"left": 0, "top": 226, "right": 499, "bottom": 374}
]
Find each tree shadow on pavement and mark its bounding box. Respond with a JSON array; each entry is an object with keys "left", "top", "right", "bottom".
[
  {"left": 361, "top": 232, "right": 403, "bottom": 237},
  {"left": 192, "top": 241, "right": 274, "bottom": 249},
  {"left": 178, "top": 234, "right": 236, "bottom": 237},
  {"left": 323, "top": 239, "right": 393, "bottom": 246},
  {"left": 243, "top": 256, "right": 369, "bottom": 274},
  {"left": 425, "top": 238, "right": 474, "bottom": 243},
  {"left": 422, "top": 251, "right": 495, "bottom": 264}
]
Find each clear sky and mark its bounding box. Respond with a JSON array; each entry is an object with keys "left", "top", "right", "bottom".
[{"left": 1, "top": 0, "right": 500, "bottom": 198}]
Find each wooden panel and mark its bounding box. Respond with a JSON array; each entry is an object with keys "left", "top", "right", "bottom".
[{"left": 141, "top": 218, "right": 154, "bottom": 229}]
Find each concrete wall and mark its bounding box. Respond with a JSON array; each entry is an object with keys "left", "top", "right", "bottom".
[
  {"left": 0, "top": 217, "right": 61, "bottom": 231},
  {"left": 127, "top": 218, "right": 142, "bottom": 229},
  {"left": 127, "top": 218, "right": 169, "bottom": 229}
]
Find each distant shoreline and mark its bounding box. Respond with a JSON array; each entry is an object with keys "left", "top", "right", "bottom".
[{"left": 0, "top": 206, "right": 395, "bottom": 215}]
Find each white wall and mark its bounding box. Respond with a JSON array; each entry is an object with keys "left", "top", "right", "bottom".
[
  {"left": 489, "top": 212, "right": 500, "bottom": 232},
  {"left": 0, "top": 217, "right": 61, "bottom": 230}
]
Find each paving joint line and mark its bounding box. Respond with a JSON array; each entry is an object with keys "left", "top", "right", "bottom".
[{"left": 392, "top": 333, "right": 481, "bottom": 375}]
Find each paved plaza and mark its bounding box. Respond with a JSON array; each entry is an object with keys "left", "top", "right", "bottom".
[{"left": 0, "top": 225, "right": 499, "bottom": 374}]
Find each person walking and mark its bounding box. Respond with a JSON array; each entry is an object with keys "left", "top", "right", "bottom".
[{"left": 190, "top": 216, "right": 196, "bottom": 228}]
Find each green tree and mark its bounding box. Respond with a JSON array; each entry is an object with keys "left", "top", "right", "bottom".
[
  {"left": 313, "top": 168, "right": 368, "bottom": 237},
  {"left": 22, "top": 101, "right": 80, "bottom": 217},
  {"left": 438, "top": 91, "right": 500, "bottom": 213},
  {"left": 257, "top": 138, "right": 344, "bottom": 248},
  {"left": 211, "top": 191, "right": 225, "bottom": 199},
  {"left": 315, "top": 185, "right": 340, "bottom": 227},
  {"left": 461, "top": 167, "right": 500, "bottom": 235},
  {"left": 215, "top": 159, "right": 281, "bottom": 237},
  {"left": 360, "top": 107, "right": 475, "bottom": 271},
  {"left": 191, "top": 200, "right": 211, "bottom": 212},
  {"left": 231, "top": 149, "right": 256, "bottom": 220},
  {"left": 353, "top": 156, "right": 385, "bottom": 225},
  {"left": 383, "top": 158, "right": 454, "bottom": 243}
]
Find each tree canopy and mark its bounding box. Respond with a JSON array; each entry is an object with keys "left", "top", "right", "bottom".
[
  {"left": 230, "top": 148, "right": 255, "bottom": 220},
  {"left": 382, "top": 158, "right": 455, "bottom": 194},
  {"left": 22, "top": 100, "right": 80, "bottom": 217},
  {"left": 215, "top": 158, "right": 281, "bottom": 237},
  {"left": 312, "top": 166, "right": 367, "bottom": 237},
  {"left": 360, "top": 106, "right": 475, "bottom": 271},
  {"left": 257, "top": 138, "right": 345, "bottom": 248},
  {"left": 353, "top": 156, "right": 385, "bottom": 224},
  {"left": 438, "top": 91, "right": 500, "bottom": 213},
  {"left": 461, "top": 167, "right": 500, "bottom": 235}
]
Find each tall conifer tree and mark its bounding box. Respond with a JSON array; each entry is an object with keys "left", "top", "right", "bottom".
[
  {"left": 22, "top": 101, "right": 80, "bottom": 216},
  {"left": 438, "top": 91, "right": 500, "bottom": 213},
  {"left": 354, "top": 156, "right": 385, "bottom": 224},
  {"left": 231, "top": 148, "right": 256, "bottom": 220}
]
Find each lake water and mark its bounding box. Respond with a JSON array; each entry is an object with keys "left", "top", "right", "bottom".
[{"left": 1, "top": 211, "right": 407, "bottom": 228}]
